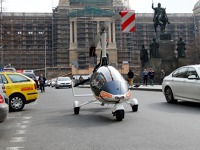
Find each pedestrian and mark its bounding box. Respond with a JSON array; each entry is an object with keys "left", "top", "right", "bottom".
[
  {"left": 127, "top": 69, "right": 134, "bottom": 86},
  {"left": 142, "top": 68, "right": 149, "bottom": 86},
  {"left": 148, "top": 68, "right": 155, "bottom": 86},
  {"left": 160, "top": 69, "right": 165, "bottom": 85},
  {"left": 38, "top": 74, "right": 46, "bottom": 93},
  {"left": 79, "top": 75, "right": 83, "bottom": 82}
]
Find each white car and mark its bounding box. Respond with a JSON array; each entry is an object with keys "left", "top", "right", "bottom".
[
  {"left": 162, "top": 64, "right": 200, "bottom": 103},
  {"left": 55, "top": 77, "right": 72, "bottom": 89},
  {"left": 0, "top": 85, "right": 9, "bottom": 123},
  {"left": 50, "top": 78, "right": 56, "bottom": 87}
]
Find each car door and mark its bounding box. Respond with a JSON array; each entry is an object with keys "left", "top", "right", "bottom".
[
  {"left": 182, "top": 67, "right": 200, "bottom": 101},
  {"left": 171, "top": 67, "right": 187, "bottom": 99}
]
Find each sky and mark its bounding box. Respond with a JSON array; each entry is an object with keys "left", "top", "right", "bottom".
[{"left": 2, "top": 0, "right": 199, "bottom": 13}]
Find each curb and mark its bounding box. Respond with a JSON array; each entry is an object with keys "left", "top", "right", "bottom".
[
  {"left": 78, "top": 85, "right": 162, "bottom": 92},
  {"left": 130, "top": 87, "right": 162, "bottom": 92}
]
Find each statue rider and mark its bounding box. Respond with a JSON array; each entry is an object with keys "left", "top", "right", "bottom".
[{"left": 152, "top": 3, "right": 170, "bottom": 24}]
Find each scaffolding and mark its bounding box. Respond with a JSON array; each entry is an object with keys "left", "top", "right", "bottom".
[
  {"left": 0, "top": 0, "right": 198, "bottom": 77},
  {"left": 1, "top": 12, "right": 53, "bottom": 70}
]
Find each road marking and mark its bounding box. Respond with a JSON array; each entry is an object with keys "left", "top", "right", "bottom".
[
  {"left": 10, "top": 137, "right": 26, "bottom": 142},
  {"left": 21, "top": 120, "right": 30, "bottom": 124},
  {"left": 8, "top": 116, "right": 32, "bottom": 119},
  {"left": 15, "top": 130, "right": 27, "bottom": 135},
  {"left": 20, "top": 125, "right": 28, "bottom": 129},
  {"left": 23, "top": 116, "right": 32, "bottom": 119},
  {"left": 6, "top": 116, "right": 33, "bottom": 150},
  {"left": 6, "top": 147, "right": 24, "bottom": 150}
]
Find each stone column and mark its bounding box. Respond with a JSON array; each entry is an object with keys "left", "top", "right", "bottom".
[
  {"left": 97, "top": 21, "right": 101, "bottom": 49},
  {"left": 70, "top": 21, "right": 73, "bottom": 48},
  {"left": 112, "top": 22, "right": 116, "bottom": 43},
  {"left": 74, "top": 20, "right": 77, "bottom": 48},
  {"left": 108, "top": 23, "right": 111, "bottom": 47}
]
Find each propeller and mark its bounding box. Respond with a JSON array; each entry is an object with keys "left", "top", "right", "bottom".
[{"left": 73, "top": 78, "right": 90, "bottom": 87}]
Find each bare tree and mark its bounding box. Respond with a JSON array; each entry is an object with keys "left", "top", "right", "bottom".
[{"left": 186, "top": 36, "right": 200, "bottom": 65}]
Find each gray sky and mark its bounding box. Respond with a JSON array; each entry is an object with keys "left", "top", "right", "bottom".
[{"left": 2, "top": 0, "right": 199, "bottom": 13}]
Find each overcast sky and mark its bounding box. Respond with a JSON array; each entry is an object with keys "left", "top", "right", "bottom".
[{"left": 2, "top": 0, "right": 199, "bottom": 13}]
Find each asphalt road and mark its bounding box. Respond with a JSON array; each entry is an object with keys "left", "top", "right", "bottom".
[{"left": 0, "top": 87, "right": 200, "bottom": 150}]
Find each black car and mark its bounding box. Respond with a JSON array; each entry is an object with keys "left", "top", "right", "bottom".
[{"left": 23, "top": 73, "right": 39, "bottom": 89}]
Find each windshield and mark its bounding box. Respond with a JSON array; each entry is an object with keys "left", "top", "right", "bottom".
[
  {"left": 57, "top": 77, "right": 71, "bottom": 81},
  {"left": 96, "top": 66, "right": 125, "bottom": 82},
  {"left": 8, "top": 74, "right": 30, "bottom": 83}
]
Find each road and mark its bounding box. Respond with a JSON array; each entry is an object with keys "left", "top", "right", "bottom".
[{"left": 0, "top": 87, "right": 200, "bottom": 150}]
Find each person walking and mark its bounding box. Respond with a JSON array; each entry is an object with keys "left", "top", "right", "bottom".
[
  {"left": 38, "top": 74, "right": 46, "bottom": 93},
  {"left": 142, "top": 68, "right": 149, "bottom": 86},
  {"left": 127, "top": 70, "right": 134, "bottom": 87},
  {"left": 160, "top": 69, "right": 166, "bottom": 85},
  {"left": 148, "top": 68, "right": 155, "bottom": 86}
]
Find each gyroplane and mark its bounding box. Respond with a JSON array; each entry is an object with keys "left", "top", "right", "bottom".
[{"left": 72, "top": 13, "right": 138, "bottom": 121}]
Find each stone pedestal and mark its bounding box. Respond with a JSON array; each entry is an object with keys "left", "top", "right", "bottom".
[
  {"left": 149, "top": 58, "right": 162, "bottom": 71},
  {"left": 159, "top": 40, "right": 175, "bottom": 59},
  {"left": 148, "top": 34, "right": 178, "bottom": 75},
  {"left": 178, "top": 58, "right": 187, "bottom": 67}
]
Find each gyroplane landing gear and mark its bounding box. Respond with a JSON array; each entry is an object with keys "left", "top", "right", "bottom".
[
  {"left": 112, "top": 103, "right": 125, "bottom": 121},
  {"left": 128, "top": 98, "right": 138, "bottom": 112},
  {"left": 74, "top": 101, "right": 80, "bottom": 115}
]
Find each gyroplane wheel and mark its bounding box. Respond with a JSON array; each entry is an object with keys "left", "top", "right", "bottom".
[
  {"left": 74, "top": 107, "right": 80, "bottom": 115},
  {"left": 132, "top": 105, "right": 138, "bottom": 112},
  {"left": 115, "top": 110, "right": 124, "bottom": 121}
]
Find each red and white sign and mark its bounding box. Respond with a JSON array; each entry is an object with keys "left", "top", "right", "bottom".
[{"left": 120, "top": 10, "right": 135, "bottom": 32}]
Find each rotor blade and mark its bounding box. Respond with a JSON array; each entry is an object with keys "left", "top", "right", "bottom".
[{"left": 73, "top": 78, "right": 90, "bottom": 87}]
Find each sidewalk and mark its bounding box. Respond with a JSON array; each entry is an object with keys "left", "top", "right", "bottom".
[
  {"left": 130, "top": 84, "right": 162, "bottom": 92},
  {"left": 78, "top": 84, "right": 162, "bottom": 92}
]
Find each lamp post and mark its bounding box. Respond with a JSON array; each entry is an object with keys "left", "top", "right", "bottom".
[
  {"left": 44, "top": 38, "right": 47, "bottom": 78},
  {"left": 0, "top": 0, "right": 3, "bottom": 68},
  {"left": 42, "top": 31, "right": 47, "bottom": 78}
]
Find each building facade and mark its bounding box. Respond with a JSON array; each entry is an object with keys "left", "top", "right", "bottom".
[{"left": 1, "top": 0, "right": 200, "bottom": 77}]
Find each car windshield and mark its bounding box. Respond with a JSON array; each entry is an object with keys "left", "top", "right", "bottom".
[
  {"left": 8, "top": 74, "right": 30, "bottom": 83},
  {"left": 57, "top": 77, "right": 71, "bottom": 81},
  {"left": 23, "top": 73, "right": 35, "bottom": 79}
]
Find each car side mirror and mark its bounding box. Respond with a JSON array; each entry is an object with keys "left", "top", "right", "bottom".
[{"left": 188, "top": 75, "right": 197, "bottom": 80}]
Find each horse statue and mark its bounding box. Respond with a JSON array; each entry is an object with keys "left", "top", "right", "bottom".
[{"left": 154, "top": 8, "right": 169, "bottom": 35}]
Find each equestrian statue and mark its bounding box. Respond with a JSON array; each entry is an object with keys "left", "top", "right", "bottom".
[{"left": 152, "top": 3, "right": 170, "bottom": 35}]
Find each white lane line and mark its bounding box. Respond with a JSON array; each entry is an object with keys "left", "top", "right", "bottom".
[
  {"left": 23, "top": 116, "right": 32, "bottom": 120},
  {"left": 6, "top": 147, "right": 24, "bottom": 150},
  {"left": 10, "top": 137, "right": 26, "bottom": 142},
  {"left": 15, "top": 130, "right": 27, "bottom": 135},
  {"left": 21, "top": 120, "right": 30, "bottom": 124},
  {"left": 20, "top": 125, "right": 29, "bottom": 129},
  {"left": 8, "top": 116, "right": 32, "bottom": 119}
]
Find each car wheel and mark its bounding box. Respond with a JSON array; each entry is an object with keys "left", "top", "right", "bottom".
[
  {"left": 9, "top": 94, "right": 25, "bottom": 111},
  {"left": 164, "top": 87, "right": 177, "bottom": 103}
]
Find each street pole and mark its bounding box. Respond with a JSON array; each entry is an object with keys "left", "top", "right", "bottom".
[
  {"left": 44, "top": 38, "right": 47, "bottom": 78},
  {"left": 0, "top": 0, "right": 3, "bottom": 69}
]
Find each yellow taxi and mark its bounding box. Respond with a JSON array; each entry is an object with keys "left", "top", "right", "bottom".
[{"left": 0, "top": 72, "right": 38, "bottom": 111}]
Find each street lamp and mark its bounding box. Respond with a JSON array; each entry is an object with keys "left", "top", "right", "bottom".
[
  {"left": 0, "top": 0, "right": 3, "bottom": 68},
  {"left": 42, "top": 31, "right": 47, "bottom": 78},
  {"left": 44, "top": 38, "right": 47, "bottom": 78}
]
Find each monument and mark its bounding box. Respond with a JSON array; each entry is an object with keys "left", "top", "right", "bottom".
[{"left": 149, "top": 2, "right": 177, "bottom": 75}]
